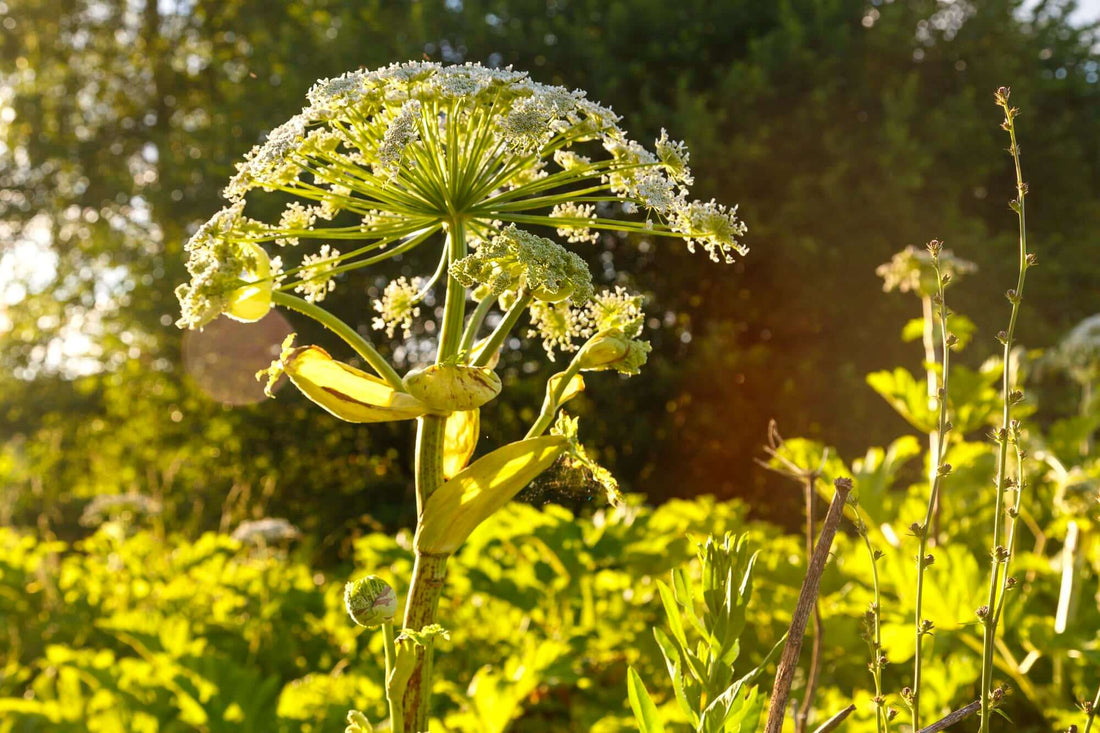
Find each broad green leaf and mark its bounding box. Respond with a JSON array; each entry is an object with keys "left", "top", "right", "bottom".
[{"left": 867, "top": 367, "right": 937, "bottom": 433}]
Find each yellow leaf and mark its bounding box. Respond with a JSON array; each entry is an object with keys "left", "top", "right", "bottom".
[
  {"left": 443, "top": 409, "right": 480, "bottom": 479},
  {"left": 416, "top": 436, "right": 567, "bottom": 554},
  {"left": 285, "top": 345, "right": 428, "bottom": 423}
]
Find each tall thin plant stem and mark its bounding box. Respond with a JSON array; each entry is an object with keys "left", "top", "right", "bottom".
[
  {"left": 856, "top": 504, "right": 887, "bottom": 733},
  {"left": 910, "top": 240, "right": 954, "bottom": 729},
  {"left": 979, "top": 87, "right": 1032, "bottom": 733}
]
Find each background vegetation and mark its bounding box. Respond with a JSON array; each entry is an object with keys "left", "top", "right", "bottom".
[{"left": 2, "top": 0, "right": 1099, "bottom": 730}]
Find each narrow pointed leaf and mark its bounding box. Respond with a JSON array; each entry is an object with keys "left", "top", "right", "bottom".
[{"left": 626, "top": 667, "right": 665, "bottom": 733}]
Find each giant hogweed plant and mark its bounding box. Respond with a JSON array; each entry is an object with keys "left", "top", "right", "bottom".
[{"left": 174, "top": 62, "right": 747, "bottom": 732}]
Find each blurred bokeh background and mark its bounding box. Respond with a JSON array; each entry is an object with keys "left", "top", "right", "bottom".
[
  {"left": 2, "top": 0, "right": 1099, "bottom": 548},
  {"left": 4, "top": 2, "right": 1100, "bottom": 731}
]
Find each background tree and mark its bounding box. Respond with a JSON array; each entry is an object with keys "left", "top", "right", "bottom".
[{"left": 2, "top": 0, "right": 1098, "bottom": 545}]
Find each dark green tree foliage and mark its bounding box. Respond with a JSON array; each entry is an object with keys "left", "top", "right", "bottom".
[{"left": 2, "top": 0, "right": 1099, "bottom": 539}]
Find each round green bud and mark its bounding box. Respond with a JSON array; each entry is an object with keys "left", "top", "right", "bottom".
[{"left": 344, "top": 576, "right": 397, "bottom": 628}]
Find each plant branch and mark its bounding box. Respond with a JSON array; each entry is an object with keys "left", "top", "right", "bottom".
[
  {"left": 271, "top": 291, "right": 404, "bottom": 390},
  {"left": 796, "top": 473, "right": 824, "bottom": 733},
  {"left": 812, "top": 704, "right": 856, "bottom": 733},
  {"left": 918, "top": 700, "right": 980, "bottom": 733},
  {"left": 764, "top": 478, "right": 852, "bottom": 733}
]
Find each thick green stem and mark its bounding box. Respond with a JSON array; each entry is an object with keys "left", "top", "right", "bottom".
[
  {"left": 397, "top": 217, "right": 468, "bottom": 732},
  {"left": 979, "top": 94, "right": 1030, "bottom": 733},
  {"left": 271, "top": 290, "right": 405, "bottom": 391},
  {"left": 399, "top": 552, "right": 449, "bottom": 733}
]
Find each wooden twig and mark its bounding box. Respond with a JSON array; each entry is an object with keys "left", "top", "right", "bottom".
[
  {"left": 764, "top": 477, "right": 852, "bottom": 733},
  {"left": 917, "top": 700, "right": 980, "bottom": 733},
  {"left": 797, "top": 473, "right": 825, "bottom": 733},
  {"left": 811, "top": 704, "right": 856, "bottom": 733},
  {"left": 757, "top": 420, "right": 829, "bottom": 732}
]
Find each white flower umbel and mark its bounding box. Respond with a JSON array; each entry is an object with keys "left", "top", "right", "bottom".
[{"left": 177, "top": 61, "right": 749, "bottom": 330}]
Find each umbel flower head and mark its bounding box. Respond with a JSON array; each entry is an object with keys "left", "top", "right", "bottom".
[
  {"left": 175, "top": 61, "right": 748, "bottom": 331},
  {"left": 876, "top": 244, "right": 976, "bottom": 298}
]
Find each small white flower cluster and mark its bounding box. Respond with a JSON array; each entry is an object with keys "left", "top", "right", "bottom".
[
  {"left": 528, "top": 286, "right": 647, "bottom": 360},
  {"left": 580, "top": 287, "right": 645, "bottom": 338},
  {"left": 669, "top": 199, "right": 749, "bottom": 263},
  {"left": 553, "top": 149, "right": 591, "bottom": 171},
  {"left": 276, "top": 201, "right": 318, "bottom": 246},
  {"left": 528, "top": 301, "right": 587, "bottom": 360},
  {"left": 375, "top": 99, "right": 422, "bottom": 178},
  {"left": 655, "top": 128, "right": 693, "bottom": 185},
  {"left": 231, "top": 517, "right": 301, "bottom": 546},
  {"left": 176, "top": 203, "right": 277, "bottom": 328},
  {"left": 549, "top": 202, "right": 599, "bottom": 244},
  {"left": 295, "top": 244, "right": 341, "bottom": 303},
  {"left": 372, "top": 276, "right": 424, "bottom": 338}
]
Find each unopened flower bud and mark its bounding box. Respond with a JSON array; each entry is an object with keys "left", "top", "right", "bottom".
[
  {"left": 577, "top": 329, "right": 651, "bottom": 375},
  {"left": 344, "top": 575, "right": 397, "bottom": 628},
  {"left": 226, "top": 242, "right": 274, "bottom": 323},
  {"left": 403, "top": 363, "right": 502, "bottom": 412}
]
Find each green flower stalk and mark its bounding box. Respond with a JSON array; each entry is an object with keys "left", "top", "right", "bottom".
[
  {"left": 174, "top": 61, "right": 747, "bottom": 732},
  {"left": 979, "top": 86, "right": 1034, "bottom": 733},
  {"left": 908, "top": 239, "right": 956, "bottom": 730}
]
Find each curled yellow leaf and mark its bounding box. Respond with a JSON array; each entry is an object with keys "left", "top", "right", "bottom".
[{"left": 285, "top": 345, "right": 428, "bottom": 423}]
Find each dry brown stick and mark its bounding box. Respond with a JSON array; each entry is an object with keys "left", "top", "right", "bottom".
[
  {"left": 917, "top": 700, "right": 980, "bottom": 733},
  {"left": 797, "top": 474, "right": 825, "bottom": 733},
  {"left": 764, "top": 477, "right": 853, "bottom": 733},
  {"left": 811, "top": 704, "right": 856, "bottom": 733}
]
